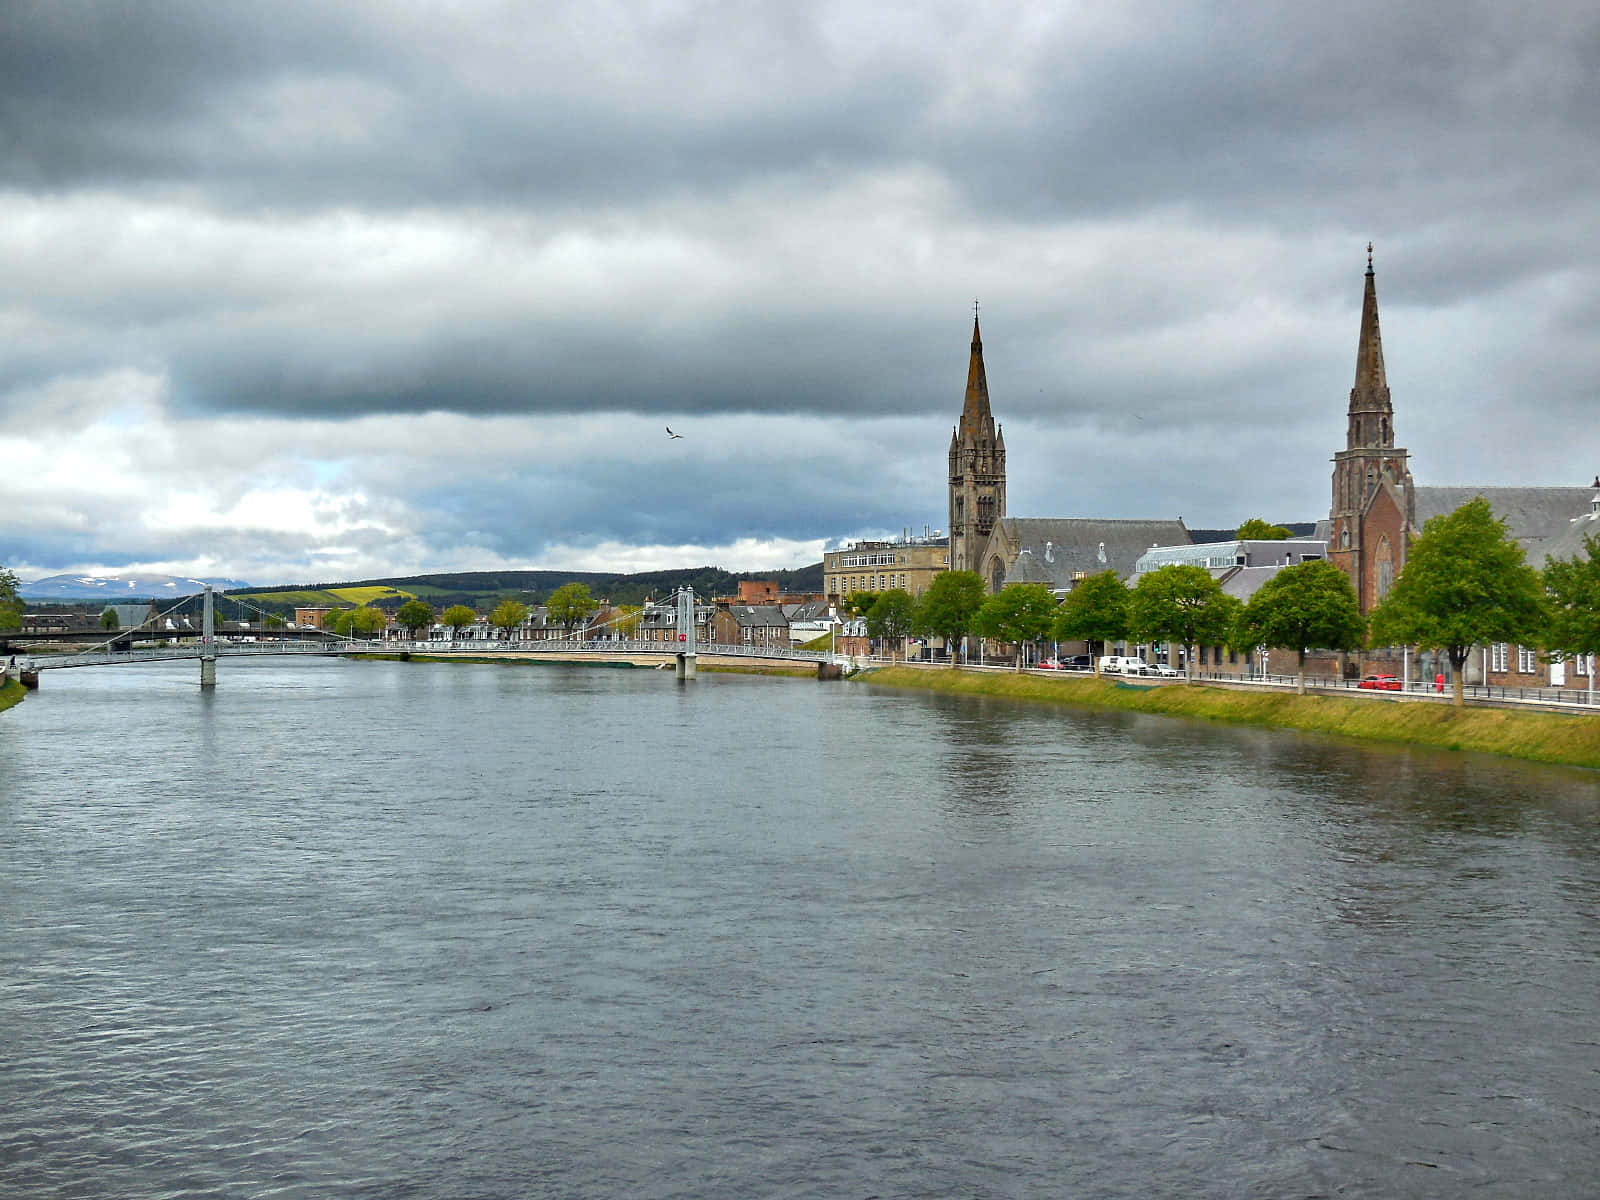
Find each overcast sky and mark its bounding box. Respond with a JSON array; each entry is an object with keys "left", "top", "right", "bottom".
[{"left": 4, "top": 0, "right": 1597, "bottom": 585}]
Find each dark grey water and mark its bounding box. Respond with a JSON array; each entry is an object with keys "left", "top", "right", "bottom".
[{"left": 3, "top": 658, "right": 1599, "bottom": 1199}]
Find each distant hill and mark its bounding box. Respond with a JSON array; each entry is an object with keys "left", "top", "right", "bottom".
[
  {"left": 225, "top": 563, "right": 826, "bottom": 615},
  {"left": 20, "top": 573, "right": 251, "bottom": 601}
]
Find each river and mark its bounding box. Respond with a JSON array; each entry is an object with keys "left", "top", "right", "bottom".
[{"left": 2, "top": 657, "right": 1598, "bottom": 1198}]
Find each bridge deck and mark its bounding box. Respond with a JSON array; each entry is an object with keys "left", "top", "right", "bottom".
[{"left": 21, "top": 638, "right": 840, "bottom": 671}]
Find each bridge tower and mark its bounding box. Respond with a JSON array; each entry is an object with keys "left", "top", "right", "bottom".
[
  {"left": 200, "top": 584, "right": 217, "bottom": 689},
  {"left": 674, "top": 586, "right": 697, "bottom": 681}
]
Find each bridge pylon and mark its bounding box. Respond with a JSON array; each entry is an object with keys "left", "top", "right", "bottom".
[
  {"left": 674, "top": 586, "right": 697, "bottom": 681},
  {"left": 200, "top": 584, "right": 217, "bottom": 689}
]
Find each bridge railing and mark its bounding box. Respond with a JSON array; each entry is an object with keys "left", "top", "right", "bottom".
[{"left": 374, "top": 637, "right": 834, "bottom": 662}]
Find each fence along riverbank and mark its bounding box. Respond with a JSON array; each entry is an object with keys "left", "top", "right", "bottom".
[{"left": 856, "top": 664, "right": 1600, "bottom": 771}]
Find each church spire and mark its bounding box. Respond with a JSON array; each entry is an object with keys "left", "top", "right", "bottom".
[
  {"left": 959, "top": 313, "right": 994, "bottom": 441},
  {"left": 1351, "top": 242, "right": 1389, "bottom": 413}
]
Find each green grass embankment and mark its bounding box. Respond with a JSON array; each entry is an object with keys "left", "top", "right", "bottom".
[
  {"left": 0, "top": 678, "right": 25, "bottom": 715},
  {"left": 857, "top": 666, "right": 1600, "bottom": 770}
]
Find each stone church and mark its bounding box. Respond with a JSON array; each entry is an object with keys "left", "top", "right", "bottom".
[
  {"left": 947, "top": 314, "right": 1006, "bottom": 575},
  {"left": 1325, "top": 247, "right": 1594, "bottom": 618},
  {"left": 947, "top": 313, "right": 1190, "bottom": 591}
]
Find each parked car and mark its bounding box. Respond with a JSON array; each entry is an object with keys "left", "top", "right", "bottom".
[
  {"left": 1036, "top": 658, "right": 1062, "bottom": 670},
  {"left": 1065, "top": 655, "right": 1094, "bottom": 671},
  {"left": 1143, "top": 663, "right": 1180, "bottom": 677},
  {"left": 1098, "top": 655, "right": 1147, "bottom": 674},
  {"left": 1358, "top": 674, "right": 1402, "bottom": 690}
]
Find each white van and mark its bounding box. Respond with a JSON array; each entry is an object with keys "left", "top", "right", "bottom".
[{"left": 1098, "top": 655, "right": 1146, "bottom": 674}]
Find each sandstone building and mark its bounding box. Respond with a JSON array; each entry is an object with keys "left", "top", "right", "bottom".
[{"left": 947, "top": 315, "right": 1006, "bottom": 574}]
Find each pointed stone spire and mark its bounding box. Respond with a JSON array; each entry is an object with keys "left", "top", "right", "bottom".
[
  {"left": 1350, "top": 242, "right": 1389, "bottom": 416},
  {"left": 959, "top": 314, "right": 994, "bottom": 442}
]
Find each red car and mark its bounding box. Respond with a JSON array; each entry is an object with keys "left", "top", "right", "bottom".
[{"left": 1358, "top": 674, "right": 1402, "bottom": 691}]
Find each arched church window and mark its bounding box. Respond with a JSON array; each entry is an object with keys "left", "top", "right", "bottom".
[
  {"left": 990, "top": 560, "right": 1006, "bottom": 592},
  {"left": 1340, "top": 526, "right": 1350, "bottom": 549},
  {"left": 1381, "top": 417, "right": 1389, "bottom": 444},
  {"left": 1354, "top": 419, "right": 1361, "bottom": 443},
  {"left": 1376, "top": 536, "right": 1394, "bottom": 600}
]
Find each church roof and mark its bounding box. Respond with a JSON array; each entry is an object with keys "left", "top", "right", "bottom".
[
  {"left": 1413, "top": 486, "right": 1595, "bottom": 557},
  {"left": 1003, "top": 548, "right": 1054, "bottom": 585},
  {"left": 1534, "top": 494, "right": 1600, "bottom": 565},
  {"left": 992, "top": 517, "right": 1192, "bottom": 585}
]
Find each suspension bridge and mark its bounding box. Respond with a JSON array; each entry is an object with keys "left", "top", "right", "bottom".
[{"left": 6, "top": 587, "right": 845, "bottom": 689}]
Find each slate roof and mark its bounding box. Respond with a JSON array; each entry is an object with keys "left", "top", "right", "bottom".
[
  {"left": 1413, "top": 486, "right": 1595, "bottom": 558},
  {"left": 990, "top": 517, "right": 1192, "bottom": 586},
  {"left": 1536, "top": 496, "right": 1600, "bottom": 565},
  {"left": 1216, "top": 565, "right": 1285, "bottom": 604},
  {"left": 726, "top": 604, "right": 788, "bottom": 628}
]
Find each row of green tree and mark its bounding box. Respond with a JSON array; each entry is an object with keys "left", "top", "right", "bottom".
[
  {"left": 849, "top": 499, "right": 1600, "bottom": 708},
  {"left": 324, "top": 582, "right": 608, "bottom": 640}
]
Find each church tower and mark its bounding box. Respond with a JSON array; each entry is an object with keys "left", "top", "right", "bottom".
[
  {"left": 948, "top": 312, "right": 1006, "bottom": 574},
  {"left": 1329, "top": 245, "right": 1415, "bottom": 611}
]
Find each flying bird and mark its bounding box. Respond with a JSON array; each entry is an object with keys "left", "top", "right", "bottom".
[{"left": 666, "top": 427, "right": 683, "bottom": 439}]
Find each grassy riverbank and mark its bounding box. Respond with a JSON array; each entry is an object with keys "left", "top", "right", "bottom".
[
  {"left": 858, "top": 666, "right": 1600, "bottom": 770},
  {"left": 0, "top": 678, "right": 25, "bottom": 715}
]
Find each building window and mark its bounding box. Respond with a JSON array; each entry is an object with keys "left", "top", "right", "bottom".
[
  {"left": 1518, "top": 645, "right": 1537, "bottom": 674},
  {"left": 1491, "top": 643, "right": 1508, "bottom": 673}
]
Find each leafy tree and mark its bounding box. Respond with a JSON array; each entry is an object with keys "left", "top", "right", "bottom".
[
  {"left": 911, "top": 571, "right": 986, "bottom": 664},
  {"left": 489, "top": 599, "right": 530, "bottom": 639},
  {"left": 1128, "top": 564, "right": 1241, "bottom": 680},
  {"left": 264, "top": 613, "right": 285, "bottom": 630},
  {"left": 546, "top": 582, "right": 599, "bottom": 636},
  {"left": 864, "top": 589, "right": 917, "bottom": 660},
  {"left": 1236, "top": 518, "right": 1292, "bottom": 540},
  {"left": 1234, "top": 560, "right": 1365, "bottom": 694},
  {"left": 329, "top": 606, "right": 387, "bottom": 638},
  {"left": 0, "top": 566, "right": 21, "bottom": 632},
  {"left": 972, "top": 584, "right": 1059, "bottom": 670},
  {"left": 1051, "top": 571, "right": 1129, "bottom": 672},
  {"left": 1542, "top": 531, "right": 1600, "bottom": 699},
  {"left": 99, "top": 608, "right": 120, "bottom": 631},
  {"left": 1368, "top": 497, "right": 1547, "bottom": 708},
  {"left": 440, "top": 604, "right": 479, "bottom": 638},
  {"left": 612, "top": 603, "right": 643, "bottom": 639},
  {"left": 396, "top": 599, "right": 435, "bottom": 639},
  {"left": 843, "top": 591, "right": 881, "bottom": 618}
]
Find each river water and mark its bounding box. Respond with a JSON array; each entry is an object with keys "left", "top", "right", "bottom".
[{"left": 2, "top": 657, "right": 1598, "bottom": 1199}]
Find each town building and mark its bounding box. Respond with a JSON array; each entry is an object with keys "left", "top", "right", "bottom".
[
  {"left": 1133, "top": 538, "right": 1325, "bottom": 578},
  {"left": 711, "top": 603, "right": 789, "bottom": 649},
  {"left": 823, "top": 531, "right": 950, "bottom": 602},
  {"left": 948, "top": 314, "right": 1006, "bottom": 574},
  {"left": 980, "top": 518, "right": 1191, "bottom": 594}
]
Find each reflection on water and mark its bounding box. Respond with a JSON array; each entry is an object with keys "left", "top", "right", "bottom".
[{"left": 1, "top": 657, "right": 1597, "bottom": 1199}]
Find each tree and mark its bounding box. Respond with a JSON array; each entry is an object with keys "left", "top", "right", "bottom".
[
  {"left": 396, "top": 599, "right": 435, "bottom": 640},
  {"left": 440, "top": 604, "right": 478, "bottom": 639},
  {"left": 1234, "top": 559, "right": 1365, "bottom": 693},
  {"left": 972, "top": 584, "right": 1058, "bottom": 670},
  {"left": 0, "top": 566, "right": 21, "bottom": 632},
  {"left": 329, "top": 606, "right": 387, "bottom": 638},
  {"left": 843, "top": 591, "right": 881, "bottom": 619},
  {"left": 1541, "top": 531, "right": 1600, "bottom": 703},
  {"left": 1236, "top": 518, "right": 1292, "bottom": 540},
  {"left": 911, "top": 571, "right": 986, "bottom": 664},
  {"left": 612, "top": 603, "right": 643, "bottom": 639},
  {"left": 99, "top": 608, "right": 120, "bottom": 631},
  {"left": 1051, "top": 571, "right": 1129, "bottom": 673},
  {"left": 489, "top": 599, "right": 529, "bottom": 640},
  {"left": 1367, "top": 497, "right": 1547, "bottom": 708},
  {"left": 546, "top": 582, "right": 599, "bottom": 637},
  {"left": 864, "top": 589, "right": 916, "bottom": 660},
  {"left": 264, "top": 613, "right": 285, "bottom": 630},
  {"left": 1128, "top": 564, "right": 1241, "bottom": 680}
]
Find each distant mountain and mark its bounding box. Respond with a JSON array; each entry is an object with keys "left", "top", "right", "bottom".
[{"left": 19, "top": 573, "right": 252, "bottom": 601}]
